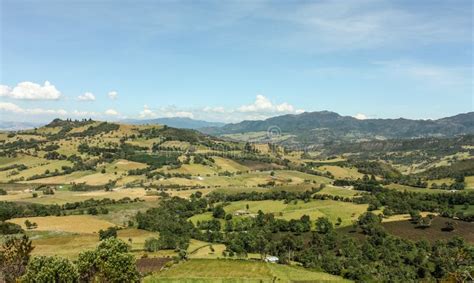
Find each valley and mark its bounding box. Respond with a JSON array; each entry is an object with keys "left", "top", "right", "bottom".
[{"left": 0, "top": 118, "right": 473, "bottom": 282}]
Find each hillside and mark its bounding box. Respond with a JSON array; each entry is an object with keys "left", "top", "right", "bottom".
[
  {"left": 1, "top": 118, "right": 473, "bottom": 282},
  {"left": 201, "top": 111, "right": 474, "bottom": 145}
]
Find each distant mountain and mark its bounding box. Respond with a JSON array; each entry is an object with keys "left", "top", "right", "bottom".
[
  {"left": 0, "top": 121, "right": 45, "bottom": 131},
  {"left": 122, "top": 117, "right": 225, "bottom": 129},
  {"left": 201, "top": 111, "right": 474, "bottom": 145}
]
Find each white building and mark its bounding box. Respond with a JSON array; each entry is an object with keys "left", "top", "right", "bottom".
[{"left": 264, "top": 256, "right": 279, "bottom": 263}]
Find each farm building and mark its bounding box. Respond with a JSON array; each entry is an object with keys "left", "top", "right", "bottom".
[{"left": 264, "top": 256, "right": 279, "bottom": 263}]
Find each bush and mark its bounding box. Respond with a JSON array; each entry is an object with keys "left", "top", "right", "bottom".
[
  {"left": 144, "top": 237, "right": 161, "bottom": 252},
  {"left": 99, "top": 226, "right": 118, "bottom": 240},
  {"left": 0, "top": 221, "right": 24, "bottom": 234},
  {"left": 22, "top": 256, "right": 78, "bottom": 282},
  {"left": 76, "top": 238, "right": 140, "bottom": 282}
]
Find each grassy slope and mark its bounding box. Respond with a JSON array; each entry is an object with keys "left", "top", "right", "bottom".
[{"left": 144, "top": 259, "right": 349, "bottom": 282}]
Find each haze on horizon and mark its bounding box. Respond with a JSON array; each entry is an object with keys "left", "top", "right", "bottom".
[{"left": 0, "top": 0, "right": 472, "bottom": 124}]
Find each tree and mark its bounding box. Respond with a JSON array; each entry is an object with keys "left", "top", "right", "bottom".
[
  {"left": 442, "top": 221, "right": 456, "bottom": 232},
  {"left": 144, "top": 237, "right": 161, "bottom": 252},
  {"left": 0, "top": 235, "right": 34, "bottom": 283},
  {"left": 99, "top": 226, "right": 118, "bottom": 240},
  {"left": 315, "top": 217, "right": 333, "bottom": 234},
  {"left": 76, "top": 238, "right": 139, "bottom": 283},
  {"left": 416, "top": 217, "right": 432, "bottom": 229},
  {"left": 357, "top": 212, "right": 382, "bottom": 235},
  {"left": 22, "top": 256, "right": 78, "bottom": 282},
  {"left": 212, "top": 205, "right": 225, "bottom": 219},
  {"left": 24, "top": 220, "right": 37, "bottom": 230},
  {"left": 409, "top": 210, "right": 422, "bottom": 223}
]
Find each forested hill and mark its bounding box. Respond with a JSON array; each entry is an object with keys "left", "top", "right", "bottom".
[{"left": 201, "top": 111, "right": 474, "bottom": 144}]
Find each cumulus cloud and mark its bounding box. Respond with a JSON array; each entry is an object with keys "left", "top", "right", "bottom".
[
  {"left": 71, "top": 110, "right": 100, "bottom": 117},
  {"left": 354, "top": 113, "right": 368, "bottom": 120},
  {"left": 138, "top": 95, "right": 304, "bottom": 122},
  {"left": 77, "top": 92, "right": 96, "bottom": 101},
  {"left": 108, "top": 91, "right": 118, "bottom": 100},
  {"left": 139, "top": 105, "right": 157, "bottom": 118},
  {"left": 0, "top": 102, "right": 67, "bottom": 116},
  {"left": 0, "top": 81, "right": 61, "bottom": 100},
  {"left": 139, "top": 105, "right": 196, "bottom": 119},
  {"left": 105, "top": 109, "right": 119, "bottom": 116},
  {"left": 237, "top": 95, "right": 304, "bottom": 115}
]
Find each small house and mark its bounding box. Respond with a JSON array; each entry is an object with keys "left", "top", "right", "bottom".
[{"left": 264, "top": 256, "right": 279, "bottom": 263}]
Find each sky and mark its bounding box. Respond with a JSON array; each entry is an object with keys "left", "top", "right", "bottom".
[{"left": 0, "top": 0, "right": 472, "bottom": 123}]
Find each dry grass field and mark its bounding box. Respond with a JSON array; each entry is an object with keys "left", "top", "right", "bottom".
[
  {"left": 8, "top": 215, "right": 115, "bottom": 233},
  {"left": 318, "top": 165, "right": 364, "bottom": 180},
  {"left": 19, "top": 228, "right": 165, "bottom": 259},
  {"left": 0, "top": 187, "right": 158, "bottom": 205}
]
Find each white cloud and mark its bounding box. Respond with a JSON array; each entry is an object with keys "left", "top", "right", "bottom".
[
  {"left": 0, "top": 85, "right": 11, "bottom": 97},
  {"left": 295, "top": 109, "right": 305, "bottom": 114},
  {"left": 137, "top": 95, "right": 304, "bottom": 123},
  {"left": 108, "top": 91, "right": 118, "bottom": 100},
  {"left": 77, "top": 92, "right": 96, "bottom": 101},
  {"left": 139, "top": 105, "right": 157, "bottom": 118},
  {"left": 261, "top": 0, "right": 471, "bottom": 52},
  {"left": 105, "top": 109, "right": 119, "bottom": 116},
  {"left": 173, "top": 111, "right": 194, "bottom": 119},
  {"left": 237, "top": 95, "right": 303, "bottom": 115},
  {"left": 354, "top": 113, "right": 368, "bottom": 120},
  {"left": 0, "top": 81, "right": 61, "bottom": 100},
  {"left": 203, "top": 106, "right": 226, "bottom": 113},
  {"left": 373, "top": 60, "right": 470, "bottom": 87},
  {"left": 139, "top": 105, "right": 194, "bottom": 119},
  {"left": 0, "top": 102, "right": 67, "bottom": 116},
  {"left": 71, "top": 110, "right": 100, "bottom": 117}
]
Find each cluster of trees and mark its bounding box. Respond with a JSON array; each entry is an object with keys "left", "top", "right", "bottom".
[
  {"left": 0, "top": 221, "right": 23, "bottom": 235},
  {"left": 222, "top": 212, "right": 473, "bottom": 282},
  {"left": 0, "top": 164, "right": 28, "bottom": 172},
  {"left": 420, "top": 159, "right": 474, "bottom": 180},
  {"left": 0, "top": 139, "right": 45, "bottom": 157},
  {"left": 139, "top": 192, "right": 473, "bottom": 282},
  {"left": 431, "top": 178, "right": 466, "bottom": 191},
  {"left": 137, "top": 195, "right": 208, "bottom": 250},
  {"left": 0, "top": 236, "right": 140, "bottom": 282},
  {"left": 206, "top": 188, "right": 321, "bottom": 204},
  {"left": 69, "top": 122, "right": 120, "bottom": 137},
  {"left": 351, "top": 160, "right": 402, "bottom": 179},
  {"left": 333, "top": 176, "right": 474, "bottom": 220},
  {"left": 69, "top": 182, "right": 103, "bottom": 191}
]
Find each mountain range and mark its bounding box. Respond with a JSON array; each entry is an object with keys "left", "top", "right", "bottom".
[
  {"left": 200, "top": 111, "right": 474, "bottom": 145},
  {"left": 0, "top": 121, "right": 45, "bottom": 131}
]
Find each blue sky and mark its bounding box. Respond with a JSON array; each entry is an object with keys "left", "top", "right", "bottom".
[{"left": 0, "top": 0, "right": 472, "bottom": 123}]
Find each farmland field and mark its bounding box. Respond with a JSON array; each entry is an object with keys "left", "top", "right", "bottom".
[
  {"left": 144, "top": 259, "right": 348, "bottom": 282},
  {"left": 382, "top": 217, "right": 474, "bottom": 244},
  {"left": 7, "top": 215, "right": 115, "bottom": 233}
]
